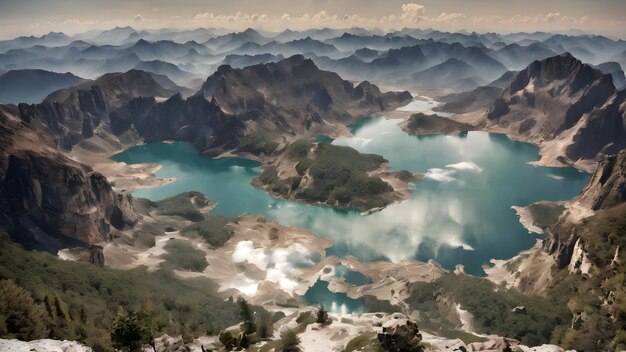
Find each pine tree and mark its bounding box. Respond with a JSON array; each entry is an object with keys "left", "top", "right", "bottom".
[
  {"left": 0, "top": 280, "right": 48, "bottom": 340},
  {"left": 316, "top": 305, "right": 329, "bottom": 325},
  {"left": 111, "top": 311, "right": 156, "bottom": 352},
  {"left": 238, "top": 298, "right": 256, "bottom": 335}
]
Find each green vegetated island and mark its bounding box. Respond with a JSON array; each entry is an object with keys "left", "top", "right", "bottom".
[{"left": 254, "top": 139, "right": 420, "bottom": 211}]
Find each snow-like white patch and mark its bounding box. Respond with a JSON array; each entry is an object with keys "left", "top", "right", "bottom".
[
  {"left": 568, "top": 238, "right": 593, "bottom": 275},
  {"left": 220, "top": 273, "right": 260, "bottom": 296},
  {"left": 425, "top": 161, "right": 482, "bottom": 183},
  {"left": 444, "top": 237, "right": 475, "bottom": 251},
  {"left": 350, "top": 137, "right": 372, "bottom": 148},
  {"left": 232, "top": 240, "right": 314, "bottom": 293},
  {"left": 0, "top": 339, "right": 92, "bottom": 352},
  {"left": 445, "top": 161, "right": 483, "bottom": 172},
  {"left": 455, "top": 303, "right": 475, "bottom": 333},
  {"left": 395, "top": 96, "right": 454, "bottom": 117},
  {"left": 424, "top": 168, "right": 456, "bottom": 183}
]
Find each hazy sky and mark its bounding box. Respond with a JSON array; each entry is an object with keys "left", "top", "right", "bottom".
[{"left": 1, "top": 0, "right": 625, "bottom": 39}]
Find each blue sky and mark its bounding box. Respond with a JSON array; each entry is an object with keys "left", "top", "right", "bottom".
[{"left": 1, "top": 0, "right": 624, "bottom": 38}]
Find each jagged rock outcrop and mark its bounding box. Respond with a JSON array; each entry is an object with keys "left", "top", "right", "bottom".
[
  {"left": 0, "top": 109, "right": 139, "bottom": 252},
  {"left": 195, "top": 55, "right": 410, "bottom": 120},
  {"left": 110, "top": 94, "right": 244, "bottom": 155},
  {"left": 484, "top": 53, "right": 624, "bottom": 164},
  {"left": 44, "top": 69, "right": 177, "bottom": 106},
  {"left": 565, "top": 90, "right": 626, "bottom": 161},
  {"left": 577, "top": 149, "right": 626, "bottom": 210},
  {"left": 63, "top": 245, "right": 106, "bottom": 267},
  {"left": 377, "top": 314, "right": 423, "bottom": 352},
  {"left": 0, "top": 151, "right": 139, "bottom": 251},
  {"left": 545, "top": 149, "right": 626, "bottom": 268},
  {"left": 112, "top": 55, "right": 412, "bottom": 156},
  {"left": 15, "top": 70, "right": 178, "bottom": 149}
]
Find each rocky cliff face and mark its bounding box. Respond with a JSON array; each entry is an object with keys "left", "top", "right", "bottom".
[
  {"left": 577, "top": 149, "right": 626, "bottom": 210},
  {"left": 565, "top": 90, "right": 626, "bottom": 161},
  {"left": 0, "top": 150, "right": 139, "bottom": 252},
  {"left": 545, "top": 149, "right": 626, "bottom": 268},
  {"left": 484, "top": 53, "right": 623, "bottom": 164},
  {"left": 110, "top": 94, "right": 245, "bottom": 155},
  {"left": 16, "top": 70, "right": 177, "bottom": 149},
  {"left": 0, "top": 110, "right": 139, "bottom": 252},
  {"left": 44, "top": 69, "right": 177, "bottom": 106}
]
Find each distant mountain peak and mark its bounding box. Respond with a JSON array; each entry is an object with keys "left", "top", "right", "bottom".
[
  {"left": 134, "top": 38, "right": 151, "bottom": 46},
  {"left": 509, "top": 52, "right": 605, "bottom": 94},
  {"left": 242, "top": 28, "right": 259, "bottom": 35}
]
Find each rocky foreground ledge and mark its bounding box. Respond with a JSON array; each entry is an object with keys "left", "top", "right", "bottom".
[{"left": 0, "top": 312, "right": 575, "bottom": 352}]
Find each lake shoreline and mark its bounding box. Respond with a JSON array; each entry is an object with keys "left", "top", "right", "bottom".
[{"left": 70, "top": 97, "right": 589, "bottom": 317}]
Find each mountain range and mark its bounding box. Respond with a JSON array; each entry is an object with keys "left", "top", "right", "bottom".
[
  {"left": 2, "top": 27, "right": 626, "bottom": 92},
  {"left": 0, "top": 25, "right": 625, "bottom": 352}
]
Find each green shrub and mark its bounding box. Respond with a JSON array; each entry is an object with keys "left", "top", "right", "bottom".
[
  {"left": 238, "top": 133, "right": 279, "bottom": 155},
  {"left": 287, "top": 140, "right": 313, "bottom": 159},
  {"left": 111, "top": 311, "right": 156, "bottom": 352},
  {"left": 0, "top": 231, "right": 241, "bottom": 350},
  {"left": 279, "top": 330, "right": 300, "bottom": 352},
  {"left": 316, "top": 305, "right": 329, "bottom": 325},
  {"left": 160, "top": 240, "right": 208, "bottom": 272},
  {"left": 182, "top": 216, "right": 235, "bottom": 248},
  {"left": 363, "top": 296, "right": 401, "bottom": 314},
  {"left": 406, "top": 274, "right": 570, "bottom": 346},
  {"left": 0, "top": 280, "right": 49, "bottom": 340},
  {"left": 238, "top": 298, "right": 256, "bottom": 335}
]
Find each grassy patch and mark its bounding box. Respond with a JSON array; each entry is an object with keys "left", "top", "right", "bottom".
[
  {"left": 544, "top": 203, "right": 626, "bottom": 350},
  {"left": 238, "top": 132, "right": 279, "bottom": 155},
  {"left": 160, "top": 239, "right": 208, "bottom": 272},
  {"left": 181, "top": 215, "right": 235, "bottom": 248},
  {"left": 407, "top": 274, "right": 570, "bottom": 346},
  {"left": 363, "top": 296, "right": 401, "bottom": 314},
  {"left": 136, "top": 192, "right": 211, "bottom": 222},
  {"left": 0, "top": 230, "right": 240, "bottom": 351}
]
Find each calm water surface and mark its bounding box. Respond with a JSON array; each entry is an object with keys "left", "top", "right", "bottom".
[{"left": 113, "top": 97, "right": 589, "bottom": 312}]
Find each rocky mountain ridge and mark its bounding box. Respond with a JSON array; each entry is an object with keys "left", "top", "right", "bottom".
[
  {"left": 482, "top": 52, "right": 625, "bottom": 168},
  {"left": 0, "top": 56, "right": 411, "bottom": 251},
  {"left": 112, "top": 55, "right": 411, "bottom": 156},
  {"left": 0, "top": 106, "right": 138, "bottom": 251}
]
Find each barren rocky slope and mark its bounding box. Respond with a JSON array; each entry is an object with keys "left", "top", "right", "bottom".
[
  {"left": 0, "top": 105, "right": 138, "bottom": 252},
  {"left": 483, "top": 53, "right": 625, "bottom": 168},
  {"left": 111, "top": 55, "right": 411, "bottom": 156}
]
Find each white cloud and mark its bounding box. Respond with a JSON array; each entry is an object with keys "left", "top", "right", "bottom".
[
  {"left": 7, "top": 2, "right": 623, "bottom": 40},
  {"left": 400, "top": 3, "right": 426, "bottom": 23},
  {"left": 434, "top": 12, "right": 465, "bottom": 24}
]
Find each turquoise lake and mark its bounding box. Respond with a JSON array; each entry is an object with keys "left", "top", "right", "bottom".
[{"left": 113, "top": 98, "right": 590, "bottom": 313}]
